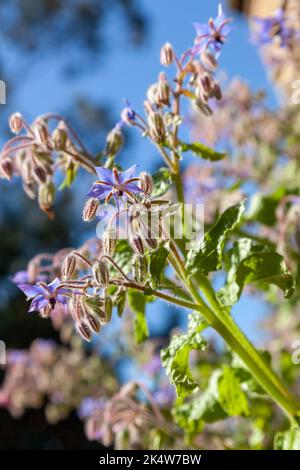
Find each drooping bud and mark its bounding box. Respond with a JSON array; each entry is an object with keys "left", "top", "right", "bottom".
[
  {"left": 147, "top": 84, "right": 158, "bottom": 105},
  {"left": 103, "top": 228, "right": 117, "bottom": 256},
  {"left": 83, "top": 198, "right": 99, "bottom": 222},
  {"left": 160, "top": 42, "right": 175, "bottom": 66},
  {"left": 129, "top": 234, "right": 145, "bottom": 256},
  {"left": 61, "top": 252, "right": 77, "bottom": 279},
  {"left": 133, "top": 255, "right": 148, "bottom": 284},
  {"left": 156, "top": 73, "right": 170, "bottom": 107},
  {"left": 201, "top": 51, "right": 218, "bottom": 72},
  {"left": 148, "top": 112, "right": 165, "bottom": 144},
  {"left": 70, "top": 295, "right": 86, "bottom": 323},
  {"left": 105, "top": 126, "right": 123, "bottom": 157},
  {"left": 83, "top": 295, "right": 106, "bottom": 319},
  {"left": 33, "top": 165, "right": 47, "bottom": 184},
  {"left": 52, "top": 127, "right": 68, "bottom": 151},
  {"left": 35, "top": 121, "right": 49, "bottom": 146},
  {"left": 85, "top": 314, "right": 101, "bottom": 334},
  {"left": 92, "top": 260, "right": 109, "bottom": 286},
  {"left": 23, "top": 183, "right": 36, "bottom": 200},
  {"left": 143, "top": 234, "right": 158, "bottom": 250},
  {"left": 9, "top": 112, "right": 24, "bottom": 134},
  {"left": 114, "top": 287, "right": 126, "bottom": 317},
  {"left": 0, "top": 158, "right": 13, "bottom": 180},
  {"left": 139, "top": 172, "right": 153, "bottom": 195},
  {"left": 194, "top": 99, "right": 213, "bottom": 117},
  {"left": 102, "top": 297, "right": 113, "bottom": 324},
  {"left": 76, "top": 321, "right": 92, "bottom": 342},
  {"left": 212, "top": 81, "right": 222, "bottom": 100},
  {"left": 38, "top": 182, "right": 55, "bottom": 212}
]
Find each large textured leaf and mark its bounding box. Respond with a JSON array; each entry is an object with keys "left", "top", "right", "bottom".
[
  {"left": 274, "top": 427, "right": 300, "bottom": 450},
  {"left": 127, "top": 290, "right": 149, "bottom": 344},
  {"left": 161, "top": 312, "right": 207, "bottom": 398},
  {"left": 218, "top": 365, "right": 249, "bottom": 416},
  {"left": 179, "top": 141, "right": 226, "bottom": 161},
  {"left": 186, "top": 201, "right": 245, "bottom": 276},
  {"left": 219, "top": 238, "right": 295, "bottom": 306}
]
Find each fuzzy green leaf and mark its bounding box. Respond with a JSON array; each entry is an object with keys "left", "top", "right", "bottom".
[
  {"left": 218, "top": 365, "right": 249, "bottom": 417},
  {"left": 149, "top": 243, "right": 170, "bottom": 288},
  {"left": 186, "top": 201, "right": 245, "bottom": 276},
  {"left": 127, "top": 290, "right": 149, "bottom": 344},
  {"left": 179, "top": 141, "right": 226, "bottom": 161},
  {"left": 152, "top": 167, "right": 172, "bottom": 197},
  {"left": 161, "top": 313, "right": 207, "bottom": 398}
]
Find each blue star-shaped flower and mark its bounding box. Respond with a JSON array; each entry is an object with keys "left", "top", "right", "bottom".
[
  {"left": 192, "top": 4, "right": 231, "bottom": 56},
  {"left": 18, "top": 278, "right": 71, "bottom": 312},
  {"left": 253, "top": 8, "right": 293, "bottom": 47}
]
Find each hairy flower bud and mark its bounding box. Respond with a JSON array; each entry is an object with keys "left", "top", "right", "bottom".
[
  {"left": 0, "top": 158, "right": 13, "bottom": 180},
  {"left": 139, "top": 172, "right": 153, "bottom": 195},
  {"left": 33, "top": 165, "right": 47, "bottom": 184},
  {"left": 70, "top": 295, "right": 86, "bottom": 322},
  {"left": 61, "top": 252, "right": 77, "bottom": 279},
  {"left": 114, "top": 287, "right": 126, "bottom": 317},
  {"left": 35, "top": 121, "right": 49, "bottom": 146},
  {"left": 23, "top": 183, "right": 36, "bottom": 200},
  {"left": 83, "top": 295, "right": 105, "bottom": 318},
  {"left": 9, "top": 112, "right": 24, "bottom": 134},
  {"left": 105, "top": 126, "right": 123, "bottom": 157},
  {"left": 52, "top": 127, "right": 68, "bottom": 151},
  {"left": 38, "top": 182, "right": 55, "bottom": 210},
  {"left": 156, "top": 73, "right": 170, "bottom": 107},
  {"left": 103, "top": 297, "right": 113, "bottom": 324},
  {"left": 103, "top": 229, "right": 117, "bottom": 256},
  {"left": 133, "top": 255, "right": 148, "bottom": 284},
  {"left": 76, "top": 321, "right": 92, "bottom": 342},
  {"left": 85, "top": 314, "right": 101, "bottom": 334},
  {"left": 160, "top": 42, "right": 175, "bottom": 66},
  {"left": 212, "top": 81, "right": 222, "bottom": 100},
  {"left": 148, "top": 112, "right": 165, "bottom": 144},
  {"left": 201, "top": 51, "right": 218, "bottom": 72},
  {"left": 83, "top": 198, "right": 99, "bottom": 222},
  {"left": 93, "top": 260, "right": 109, "bottom": 286},
  {"left": 129, "top": 234, "right": 145, "bottom": 256},
  {"left": 147, "top": 84, "right": 158, "bottom": 105}
]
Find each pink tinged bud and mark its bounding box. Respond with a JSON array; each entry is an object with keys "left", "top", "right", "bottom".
[
  {"left": 76, "top": 321, "right": 92, "bottom": 342},
  {"left": 140, "top": 172, "right": 153, "bottom": 195},
  {"left": 200, "top": 73, "right": 213, "bottom": 94},
  {"left": 201, "top": 51, "right": 218, "bottom": 72},
  {"left": 105, "top": 127, "right": 123, "bottom": 157},
  {"left": 38, "top": 182, "right": 55, "bottom": 213},
  {"left": 61, "top": 253, "right": 77, "bottom": 279},
  {"left": 147, "top": 84, "right": 158, "bottom": 105},
  {"left": 92, "top": 260, "right": 109, "bottom": 286},
  {"left": 160, "top": 42, "right": 175, "bottom": 66},
  {"left": 35, "top": 121, "right": 49, "bottom": 146},
  {"left": 9, "top": 112, "right": 24, "bottom": 134},
  {"left": 70, "top": 296, "right": 86, "bottom": 323},
  {"left": 52, "top": 127, "right": 68, "bottom": 151},
  {"left": 143, "top": 234, "right": 158, "bottom": 250},
  {"left": 85, "top": 314, "right": 101, "bottom": 334},
  {"left": 0, "top": 158, "right": 13, "bottom": 180},
  {"left": 33, "top": 165, "right": 47, "bottom": 184},
  {"left": 212, "top": 81, "right": 222, "bottom": 100},
  {"left": 148, "top": 112, "right": 165, "bottom": 144},
  {"left": 156, "top": 78, "right": 170, "bottom": 107},
  {"left": 129, "top": 235, "right": 145, "bottom": 256},
  {"left": 83, "top": 198, "right": 99, "bottom": 222}
]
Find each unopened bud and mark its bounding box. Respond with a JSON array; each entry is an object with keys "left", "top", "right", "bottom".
[
  {"left": 148, "top": 112, "right": 165, "bottom": 143},
  {"left": 35, "top": 121, "right": 49, "bottom": 146},
  {"left": 9, "top": 112, "right": 24, "bottom": 134},
  {"left": 143, "top": 234, "right": 158, "bottom": 250},
  {"left": 160, "top": 42, "right": 175, "bottom": 66},
  {"left": 140, "top": 172, "right": 153, "bottom": 195},
  {"left": 38, "top": 182, "right": 55, "bottom": 210},
  {"left": 103, "top": 229, "right": 117, "bottom": 256},
  {"left": 76, "top": 321, "right": 92, "bottom": 342},
  {"left": 52, "top": 127, "right": 68, "bottom": 151},
  {"left": 0, "top": 158, "right": 13, "bottom": 180},
  {"left": 114, "top": 287, "right": 126, "bottom": 317},
  {"left": 70, "top": 296, "right": 86, "bottom": 322},
  {"left": 83, "top": 295, "right": 106, "bottom": 319},
  {"left": 23, "top": 183, "right": 36, "bottom": 200},
  {"left": 129, "top": 234, "right": 145, "bottom": 256},
  {"left": 103, "top": 297, "right": 113, "bottom": 324},
  {"left": 156, "top": 73, "right": 170, "bottom": 107},
  {"left": 83, "top": 198, "right": 99, "bottom": 222},
  {"left": 212, "top": 81, "right": 222, "bottom": 100},
  {"left": 33, "top": 165, "right": 47, "bottom": 184},
  {"left": 105, "top": 126, "right": 123, "bottom": 157},
  {"left": 133, "top": 255, "right": 148, "bottom": 284},
  {"left": 195, "top": 99, "right": 213, "bottom": 116},
  {"left": 201, "top": 51, "right": 218, "bottom": 72},
  {"left": 85, "top": 314, "right": 101, "bottom": 334},
  {"left": 93, "top": 260, "right": 109, "bottom": 286},
  {"left": 61, "top": 253, "right": 77, "bottom": 279},
  {"left": 147, "top": 84, "right": 158, "bottom": 105}
]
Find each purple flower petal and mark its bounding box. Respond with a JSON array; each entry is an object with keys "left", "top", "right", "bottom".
[
  {"left": 18, "top": 284, "right": 47, "bottom": 299},
  {"left": 47, "top": 278, "right": 61, "bottom": 293},
  {"left": 95, "top": 167, "right": 115, "bottom": 184},
  {"left": 29, "top": 295, "right": 48, "bottom": 312},
  {"left": 119, "top": 164, "right": 138, "bottom": 183},
  {"left": 87, "top": 184, "right": 111, "bottom": 199}
]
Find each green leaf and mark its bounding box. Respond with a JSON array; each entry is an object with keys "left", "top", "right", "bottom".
[
  {"left": 274, "top": 427, "right": 300, "bottom": 450},
  {"left": 113, "top": 240, "right": 133, "bottom": 274},
  {"left": 218, "top": 365, "right": 249, "bottom": 417},
  {"left": 152, "top": 167, "right": 172, "bottom": 197},
  {"left": 59, "top": 166, "right": 77, "bottom": 190},
  {"left": 219, "top": 239, "right": 295, "bottom": 306},
  {"left": 161, "top": 313, "right": 207, "bottom": 398},
  {"left": 186, "top": 201, "right": 245, "bottom": 276},
  {"left": 179, "top": 141, "right": 226, "bottom": 161},
  {"left": 127, "top": 289, "right": 149, "bottom": 344},
  {"left": 149, "top": 243, "right": 170, "bottom": 288}
]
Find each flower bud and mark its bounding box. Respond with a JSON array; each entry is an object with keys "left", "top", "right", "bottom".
[
  {"left": 23, "top": 183, "right": 36, "bottom": 200},
  {"left": 0, "top": 158, "right": 13, "bottom": 180},
  {"left": 129, "top": 234, "right": 145, "bottom": 256},
  {"left": 52, "top": 127, "right": 68, "bottom": 151},
  {"left": 76, "top": 321, "right": 92, "bottom": 342},
  {"left": 114, "top": 287, "right": 126, "bottom": 317},
  {"left": 147, "top": 84, "right": 158, "bottom": 105},
  {"left": 103, "top": 229, "right": 117, "bottom": 256},
  {"left": 83, "top": 198, "right": 99, "bottom": 222},
  {"left": 93, "top": 260, "right": 109, "bottom": 286},
  {"left": 148, "top": 112, "right": 165, "bottom": 143},
  {"left": 212, "top": 81, "right": 222, "bottom": 100},
  {"left": 85, "top": 314, "right": 101, "bottom": 334},
  {"left": 35, "top": 121, "right": 49, "bottom": 146},
  {"left": 121, "top": 105, "right": 136, "bottom": 126},
  {"left": 140, "top": 172, "right": 153, "bottom": 195},
  {"left": 133, "top": 255, "right": 148, "bottom": 284},
  {"left": 105, "top": 126, "right": 123, "bottom": 157},
  {"left": 103, "top": 297, "right": 113, "bottom": 324},
  {"left": 38, "top": 182, "right": 55, "bottom": 210},
  {"left": 70, "top": 295, "right": 86, "bottom": 322},
  {"left": 160, "top": 42, "right": 175, "bottom": 66},
  {"left": 83, "top": 295, "right": 106, "bottom": 319},
  {"left": 195, "top": 99, "right": 213, "bottom": 117},
  {"left": 33, "top": 165, "right": 47, "bottom": 184},
  {"left": 9, "top": 112, "right": 24, "bottom": 134},
  {"left": 201, "top": 51, "right": 218, "bottom": 72},
  {"left": 143, "top": 234, "right": 158, "bottom": 250},
  {"left": 156, "top": 73, "right": 170, "bottom": 107},
  {"left": 61, "top": 253, "right": 77, "bottom": 279}
]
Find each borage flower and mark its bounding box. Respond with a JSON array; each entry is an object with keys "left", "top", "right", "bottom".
[
  {"left": 253, "top": 8, "right": 292, "bottom": 47},
  {"left": 18, "top": 278, "right": 71, "bottom": 316},
  {"left": 87, "top": 165, "right": 143, "bottom": 206},
  {"left": 192, "top": 4, "right": 231, "bottom": 56}
]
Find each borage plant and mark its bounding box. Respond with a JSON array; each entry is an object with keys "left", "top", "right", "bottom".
[{"left": 1, "top": 2, "right": 300, "bottom": 450}]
